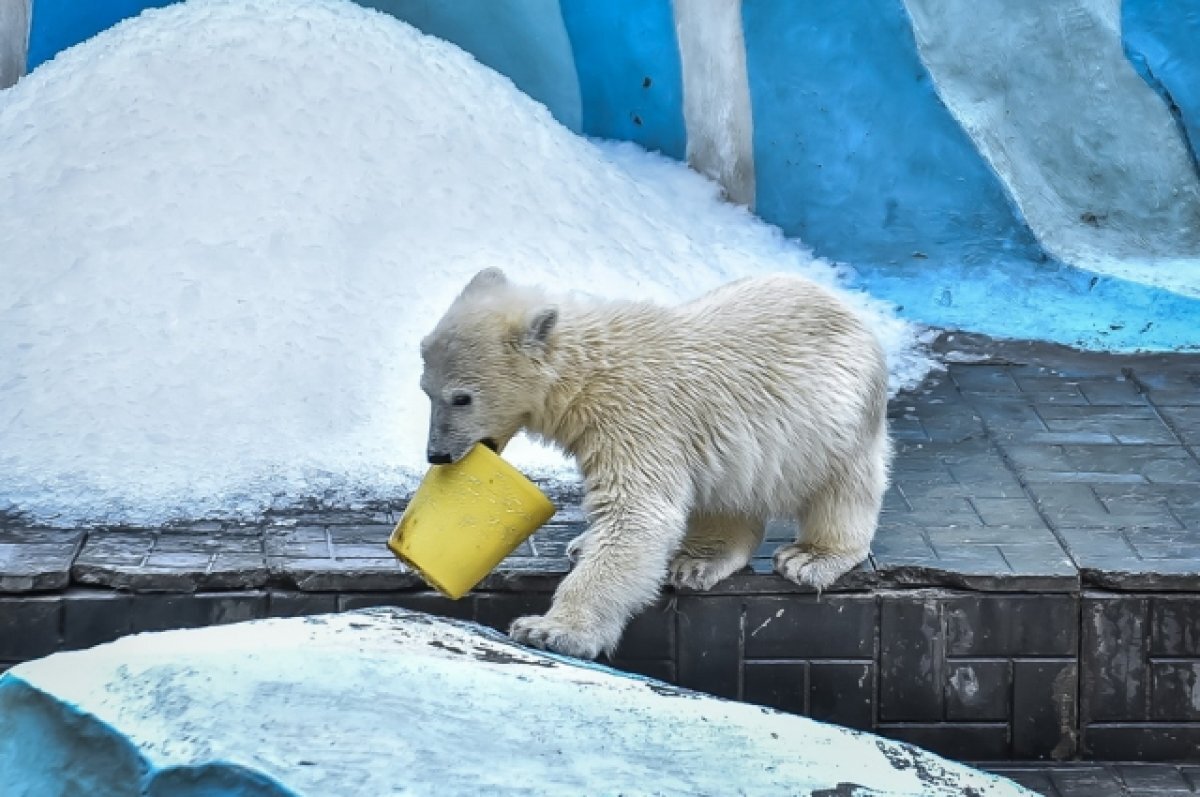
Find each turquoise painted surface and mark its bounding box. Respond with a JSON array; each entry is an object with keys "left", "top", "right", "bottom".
[
  {"left": 0, "top": 675, "right": 297, "bottom": 797},
  {"left": 741, "top": 0, "right": 1045, "bottom": 271},
  {"left": 17, "top": 0, "right": 1200, "bottom": 350},
  {"left": 356, "top": 0, "right": 582, "bottom": 132},
  {"left": 852, "top": 258, "right": 1200, "bottom": 352},
  {"left": 559, "top": 0, "right": 686, "bottom": 159},
  {"left": 27, "top": 0, "right": 173, "bottom": 69},
  {"left": 1122, "top": 0, "right": 1200, "bottom": 167}
]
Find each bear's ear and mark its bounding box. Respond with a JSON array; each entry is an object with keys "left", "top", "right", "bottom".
[
  {"left": 462, "top": 267, "right": 507, "bottom": 296},
  {"left": 521, "top": 306, "right": 558, "bottom": 352}
]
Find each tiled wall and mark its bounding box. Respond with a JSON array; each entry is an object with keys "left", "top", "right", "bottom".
[{"left": 5, "top": 586, "right": 1197, "bottom": 762}]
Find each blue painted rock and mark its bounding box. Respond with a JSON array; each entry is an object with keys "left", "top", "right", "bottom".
[{"left": 0, "top": 609, "right": 1034, "bottom": 796}]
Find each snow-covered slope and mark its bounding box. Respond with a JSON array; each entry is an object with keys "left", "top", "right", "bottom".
[
  {"left": 0, "top": 609, "right": 1032, "bottom": 797},
  {"left": 0, "top": 0, "right": 931, "bottom": 525}
]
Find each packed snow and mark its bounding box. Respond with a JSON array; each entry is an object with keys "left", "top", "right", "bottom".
[
  {"left": 0, "top": 0, "right": 933, "bottom": 525},
  {"left": 0, "top": 610, "right": 1033, "bottom": 796}
]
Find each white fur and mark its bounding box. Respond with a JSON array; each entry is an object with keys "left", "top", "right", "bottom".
[{"left": 420, "top": 270, "right": 892, "bottom": 659}]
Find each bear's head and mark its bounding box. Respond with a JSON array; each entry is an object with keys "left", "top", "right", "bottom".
[{"left": 420, "top": 267, "right": 558, "bottom": 464}]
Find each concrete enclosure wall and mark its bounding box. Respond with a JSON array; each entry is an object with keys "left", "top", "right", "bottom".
[
  {"left": 0, "top": 0, "right": 30, "bottom": 89},
  {"left": 15, "top": 0, "right": 1200, "bottom": 351}
]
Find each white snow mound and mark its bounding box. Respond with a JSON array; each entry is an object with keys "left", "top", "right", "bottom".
[{"left": 0, "top": 0, "right": 932, "bottom": 525}]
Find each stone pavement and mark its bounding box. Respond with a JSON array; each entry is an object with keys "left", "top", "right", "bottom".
[
  {"left": 1, "top": 334, "right": 1198, "bottom": 765},
  {"left": 5, "top": 335, "right": 1196, "bottom": 595},
  {"left": 988, "top": 764, "right": 1200, "bottom": 796}
]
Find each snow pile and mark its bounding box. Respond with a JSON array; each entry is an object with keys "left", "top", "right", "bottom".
[
  {"left": 0, "top": 0, "right": 932, "bottom": 525},
  {"left": 0, "top": 610, "right": 1032, "bottom": 796}
]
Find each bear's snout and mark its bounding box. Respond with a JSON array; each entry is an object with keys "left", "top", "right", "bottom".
[{"left": 427, "top": 450, "right": 454, "bottom": 465}]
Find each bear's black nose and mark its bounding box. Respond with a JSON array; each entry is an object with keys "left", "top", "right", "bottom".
[{"left": 427, "top": 451, "right": 453, "bottom": 465}]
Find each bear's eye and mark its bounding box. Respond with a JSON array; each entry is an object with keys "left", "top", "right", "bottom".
[{"left": 450, "top": 392, "right": 472, "bottom": 407}]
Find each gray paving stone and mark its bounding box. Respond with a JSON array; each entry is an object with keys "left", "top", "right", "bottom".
[
  {"left": 872, "top": 522, "right": 1076, "bottom": 591},
  {"left": 266, "top": 556, "right": 418, "bottom": 592},
  {"left": 73, "top": 529, "right": 267, "bottom": 592},
  {"left": 972, "top": 397, "right": 1051, "bottom": 433},
  {"left": 970, "top": 497, "right": 1046, "bottom": 527},
  {"left": 1037, "top": 405, "right": 1177, "bottom": 444},
  {"left": 1049, "top": 767, "right": 1125, "bottom": 797},
  {"left": 1116, "top": 764, "right": 1195, "bottom": 793},
  {"left": 1074, "top": 377, "right": 1148, "bottom": 406},
  {"left": 0, "top": 528, "right": 84, "bottom": 592},
  {"left": 985, "top": 768, "right": 1059, "bottom": 796},
  {"left": 950, "top": 365, "right": 1022, "bottom": 393},
  {"left": 1159, "top": 406, "right": 1200, "bottom": 445},
  {"left": 1063, "top": 529, "right": 1200, "bottom": 590}
]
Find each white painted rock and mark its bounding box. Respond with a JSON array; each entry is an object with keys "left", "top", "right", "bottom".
[{"left": 0, "top": 609, "right": 1033, "bottom": 796}]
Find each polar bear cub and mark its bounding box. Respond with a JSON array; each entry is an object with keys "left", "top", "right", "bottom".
[{"left": 420, "top": 268, "right": 892, "bottom": 659}]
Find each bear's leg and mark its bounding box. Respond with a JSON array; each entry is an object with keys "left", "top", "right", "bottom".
[
  {"left": 774, "top": 471, "right": 883, "bottom": 590},
  {"left": 668, "top": 513, "right": 764, "bottom": 591},
  {"left": 510, "top": 498, "right": 689, "bottom": 660}
]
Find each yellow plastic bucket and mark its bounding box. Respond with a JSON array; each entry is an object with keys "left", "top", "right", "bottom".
[{"left": 387, "top": 443, "right": 556, "bottom": 599}]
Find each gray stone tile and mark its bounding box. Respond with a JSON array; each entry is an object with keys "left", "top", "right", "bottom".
[
  {"left": 73, "top": 529, "right": 267, "bottom": 592},
  {"left": 985, "top": 768, "right": 1059, "bottom": 796},
  {"left": 0, "top": 528, "right": 85, "bottom": 592},
  {"left": 266, "top": 556, "right": 418, "bottom": 592},
  {"left": 874, "top": 519, "right": 1076, "bottom": 591},
  {"left": 972, "top": 397, "right": 1050, "bottom": 433},
  {"left": 1062, "top": 529, "right": 1200, "bottom": 590},
  {"left": 1049, "top": 767, "right": 1125, "bottom": 797},
  {"left": 1116, "top": 764, "right": 1195, "bottom": 793},
  {"left": 1075, "top": 377, "right": 1148, "bottom": 406},
  {"left": 1037, "top": 405, "right": 1177, "bottom": 444},
  {"left": 1004, "top": 444, "right": 1076, "bottom": 472},
  {"left": 950, "top": 365, "right": 1022, "bottom": 393},
  {"left": 970, "top": 497, "right": 1045, "bottom": 527},
  {"left": 1060, "top": 444, "right": 1200, "bottom": 484},
  {"left": 1159, "top": 406, "right": 1200, "bottom": 444}
]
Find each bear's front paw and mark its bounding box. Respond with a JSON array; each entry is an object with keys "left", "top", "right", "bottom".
[
  {"left": 509, "top": 614, "right": 611, "bottom": 660},
  {"left": 773, "top": 543, "right": 866, "bottom": 590}
]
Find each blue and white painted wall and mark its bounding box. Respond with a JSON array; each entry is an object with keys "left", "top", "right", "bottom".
[{"left": 8, "top": 0, "right": 1200, "bottom": 350}]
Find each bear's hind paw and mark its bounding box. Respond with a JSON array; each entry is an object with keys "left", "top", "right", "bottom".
[{"left": 773, "top": 544, "right": 865, "bottom": 590}]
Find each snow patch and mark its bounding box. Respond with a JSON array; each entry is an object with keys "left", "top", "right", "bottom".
[
  {"left": 0, "top": 0, "right": 932, "bottom": 525},
  {"left": 0, "top": 610, "right": 1034, "bottom": 796}
]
